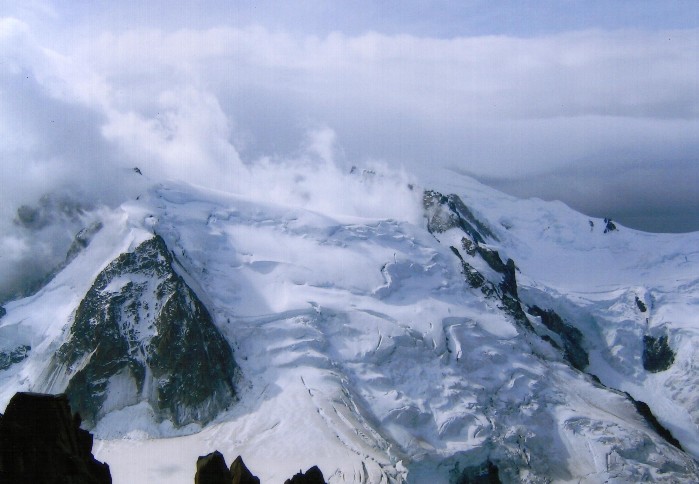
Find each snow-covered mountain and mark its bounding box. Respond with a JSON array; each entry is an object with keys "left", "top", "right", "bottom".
[{"left": 1, "top": 170, "right": 699, "bottom": 483}]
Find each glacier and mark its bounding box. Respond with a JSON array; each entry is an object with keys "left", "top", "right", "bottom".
[{"left": 1, "top": 170, "right": 698, "bottom": 483}]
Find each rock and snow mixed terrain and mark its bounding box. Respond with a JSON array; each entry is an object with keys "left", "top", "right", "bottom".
[{"left": 1, "top": 170, "right": 698, "bottom": 483}]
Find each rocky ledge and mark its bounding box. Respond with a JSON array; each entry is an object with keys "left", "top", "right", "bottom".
[
  {"left": 0, "top": 392, "right": 111, "bottom": 483},
  {"left": 195, "top": 451, "right": 327, "bottom": 484}
]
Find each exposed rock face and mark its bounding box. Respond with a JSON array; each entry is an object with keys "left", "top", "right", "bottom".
[
  {"left": 192, "top": 452, "right": 324, "bottom": 484},
  {"left": 284, "top": 466, "right": 326, "bottom": 484},
  {"left": 635, "top": 296, "right": 648, "bottom": 313},
  {"left": 423, "top": 191, "right": 496, "bottom": 242},
  {"left": 429, "top": 188, "right": 530, "bottom": 332},
  {"left": 625, "top": 393, "right": 683, "bottom": 450},
  {"left": 456, "top": 460, "right": 501, "bottom": 484},
  {"left": 0, "top": 344, "right": 31, "bottom": 371},
  {"left": 528, "top": 306, "right": 589, "bottom": 371},
  {"left": 44, "top": 235, "right": 238, "bottom": 427},
  {"left": 194, "top": 452, "right": 261, "bottom": 484},
  {"left": 0, "top": 305, "right": 5, "bottom": 319},
  {"left": 432, "top": 193, "right": 593, "bottom": 371},
  {"left": 642, "top": 334, "right": 675, "bottom": 373},
  {"left": 603, "top": 218, "right": 618, "bottom": 233},
  {"left": 0, "top": 392, "right": 111, "bottom": 483},
  {"left": 195, "top": 451, "right": 231, "bottom": 484},
  {"left": 64, "top": 222, "right": 103, "bottom": 264},
  {"left": 230, "top": 456, "right": 260, "bottom": 484}
]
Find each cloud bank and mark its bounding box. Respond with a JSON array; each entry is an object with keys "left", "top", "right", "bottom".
[
  {"left": 1, "top": 8, "right": 699, "bottom": 300},
  {"left": 70, "top": 23, "right": 699, "bottom": 231}
]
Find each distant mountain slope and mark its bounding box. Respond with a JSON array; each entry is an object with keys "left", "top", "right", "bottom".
[
  {"left": 41, "top": 234, "right": 238, "bottom": 428},
  {"left": 1, "top": 174, "right": 698, "bottom": 483}
]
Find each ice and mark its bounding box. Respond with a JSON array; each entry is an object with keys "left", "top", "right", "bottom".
[{"left": 2, "top": 174, "right": 699, "bottom": 482}]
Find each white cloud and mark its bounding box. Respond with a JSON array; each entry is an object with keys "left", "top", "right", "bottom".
[
  {"left": 0, "top": 3, "right": 697, "bottom": 305},
  {"left": 66, "top": 26, "right": 699, "bottom": 179},
  {"left": 1, "top": 13, "right": 699, "bottom": 276}
]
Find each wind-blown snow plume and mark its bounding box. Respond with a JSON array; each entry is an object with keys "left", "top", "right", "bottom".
[{"left": 0, "top": 17, "right": 421, "bottom": 303}]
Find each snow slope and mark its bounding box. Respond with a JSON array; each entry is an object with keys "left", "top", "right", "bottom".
[
  {"left": 1, "top": 173, "right": 699, "bottom": 483},
  {"left": 427, "top": 170, "right": 699, "bottom": 459}
]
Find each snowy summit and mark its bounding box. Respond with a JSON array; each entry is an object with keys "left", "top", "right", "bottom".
[{"left": 1, "top": 168, "right": 699, "bottom": 483}]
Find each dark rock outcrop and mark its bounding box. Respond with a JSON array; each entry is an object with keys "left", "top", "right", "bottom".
[
  {"left": 45, "top": 235, "right": 238, "bottom": 427},
  {"left": 284, "top": 465, "right": 326, "bottom": 484},
  {"left": 192, "top": 452, "right": 325, "bottom": 484},
  {"left": 462, "top": 260, "right": 489, "bottom": 292},
  {"left": 0, "top": 344, "right": 31, "bottom": 371},
  {"left": 0, "top": 305, "right": 5, "bottom": 319},
  {"left": 427, "top": 190, "right": 531, "bottom": 331},
  {"left": 500, "top": 258, "right": 518, "bottom": 299},
  {"left": 423, "top": 191, "right": 496, "bottom": 242},
  {"left": 642, "top": 334, "right": 675, "bottom": 373},
  {"left": 195, "top": 451, "right": 231, "bottom": 484},
  {"left": 635, "top": 296, "right": 647, "bottom": 313},
  {"left": 603, "top": 218, "right": 617, "bottom": 233},
  {"left": 624, "top": 393, "right": 683, "bottom": 450},
  {"left": 230, "top": 455, "right": 260, "bottom": 484},
  {"left": 449, "top": 245, "right": 530, "bottom": 331},
  {"left": 528, "top": 306, "right": 588, "bottom": 371},
  {"left": 461, "top": 237, "right": 477, "bottom": 257},
  {"left": 476, "top": 246, "right": 508, "bottom": 275},
  {"left": 64, "top": 222, "right": 103, "bottom": 264},
  {"left": 456, "top": 460, "right": 501, "bottom": 484},
  {"left": 193, "top": 452, "right": 261, "bottom": 484},
  {"left": 0, "top": 392, "right": 111, "bottom": 483}
]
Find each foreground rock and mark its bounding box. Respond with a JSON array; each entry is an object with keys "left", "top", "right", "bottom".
[
  {"left": 283, "top": 466, "right": 326, "bottom": 484},
  {"left": 195, "top": 451, "right": 326, "bottom": 484},
  {"left": 230, "top": 456, "right": 261, "bottom": 484},
  {"left": 195, "top": 452, "right": 260, "bottom": 484},
  {"left": 0, "top": 392, "right": 111, "bottom": 483},
  {"left": 195, "top": 451, "right": 232, "bottom": 484}
]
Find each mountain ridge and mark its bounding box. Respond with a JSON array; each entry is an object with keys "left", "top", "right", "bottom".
[{"left": 1, "top": 174, "right": 698, "bottom": 482}]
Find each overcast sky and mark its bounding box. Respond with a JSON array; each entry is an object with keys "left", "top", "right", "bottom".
[{"left": 2, "top": 1, "right": 699, "bottom": 232}]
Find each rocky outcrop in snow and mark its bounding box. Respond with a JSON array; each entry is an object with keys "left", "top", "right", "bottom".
[
  {"left": 230, "top": 456, "right": 261, "bottom": 484},
  {"left": 195, "top": 451, "right": 234, "bottom": 484},
  {"left": 455, "top": 460, "right": 501, "bottom": 483},
  {"left": 603, "top": 217, "right": 618, "bottom": 233},
  {"left": 43, "top": 235, "right": 239, "bottom": 427},
  {"left": 0, "top": 392, "right": 111, "bottom": 483},
  {"left": 424, "top": 190, "right": 496, "bottom": 242},
  {"left": 528, "top": 306, "right": 588, "bottom": 371},
  {"left": 642, "top": 333, "right": 675, "bottom": 373},
  {"left": 0, "top": 344, "right": 30, "bottom": 371},
  {"left": 283, "top": 466, "right": 326, "bottom": 484},
  {"left": 194, "top": 451, "right": 328, "bottom": 484}
]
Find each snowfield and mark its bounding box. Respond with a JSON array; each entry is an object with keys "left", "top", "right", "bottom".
[{"left": 2, "top": 171, "right": 699, "bottom": 482}]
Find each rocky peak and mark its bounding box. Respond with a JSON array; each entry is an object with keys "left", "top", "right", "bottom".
[
  {"left": 195, "top": 451, "right": 232, "bottom": 484},
  {"left": 423, "top": 190, "right": 496, "bottom": 242},
  {"left": 603, "top": 218, "right": 618, "bottom": 233},
  {"left": 193, "top": 451, "right": 261, "bottom": 484},
  {"left": 284, "top": 466, "right": 326, "bottom": 484},
  {"left": 230, "top": 456, "right": 260, "bottom": 484},
  {"left": 44, "top": 235, "right": 239, "bottom": 428},
  {"left": 0, "top": 392, "right": 111, "bottom": 483}
]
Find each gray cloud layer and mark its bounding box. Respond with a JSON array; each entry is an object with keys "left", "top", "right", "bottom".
[{"left": 1, "top": 6, "right": 699, "bottom": 235}]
